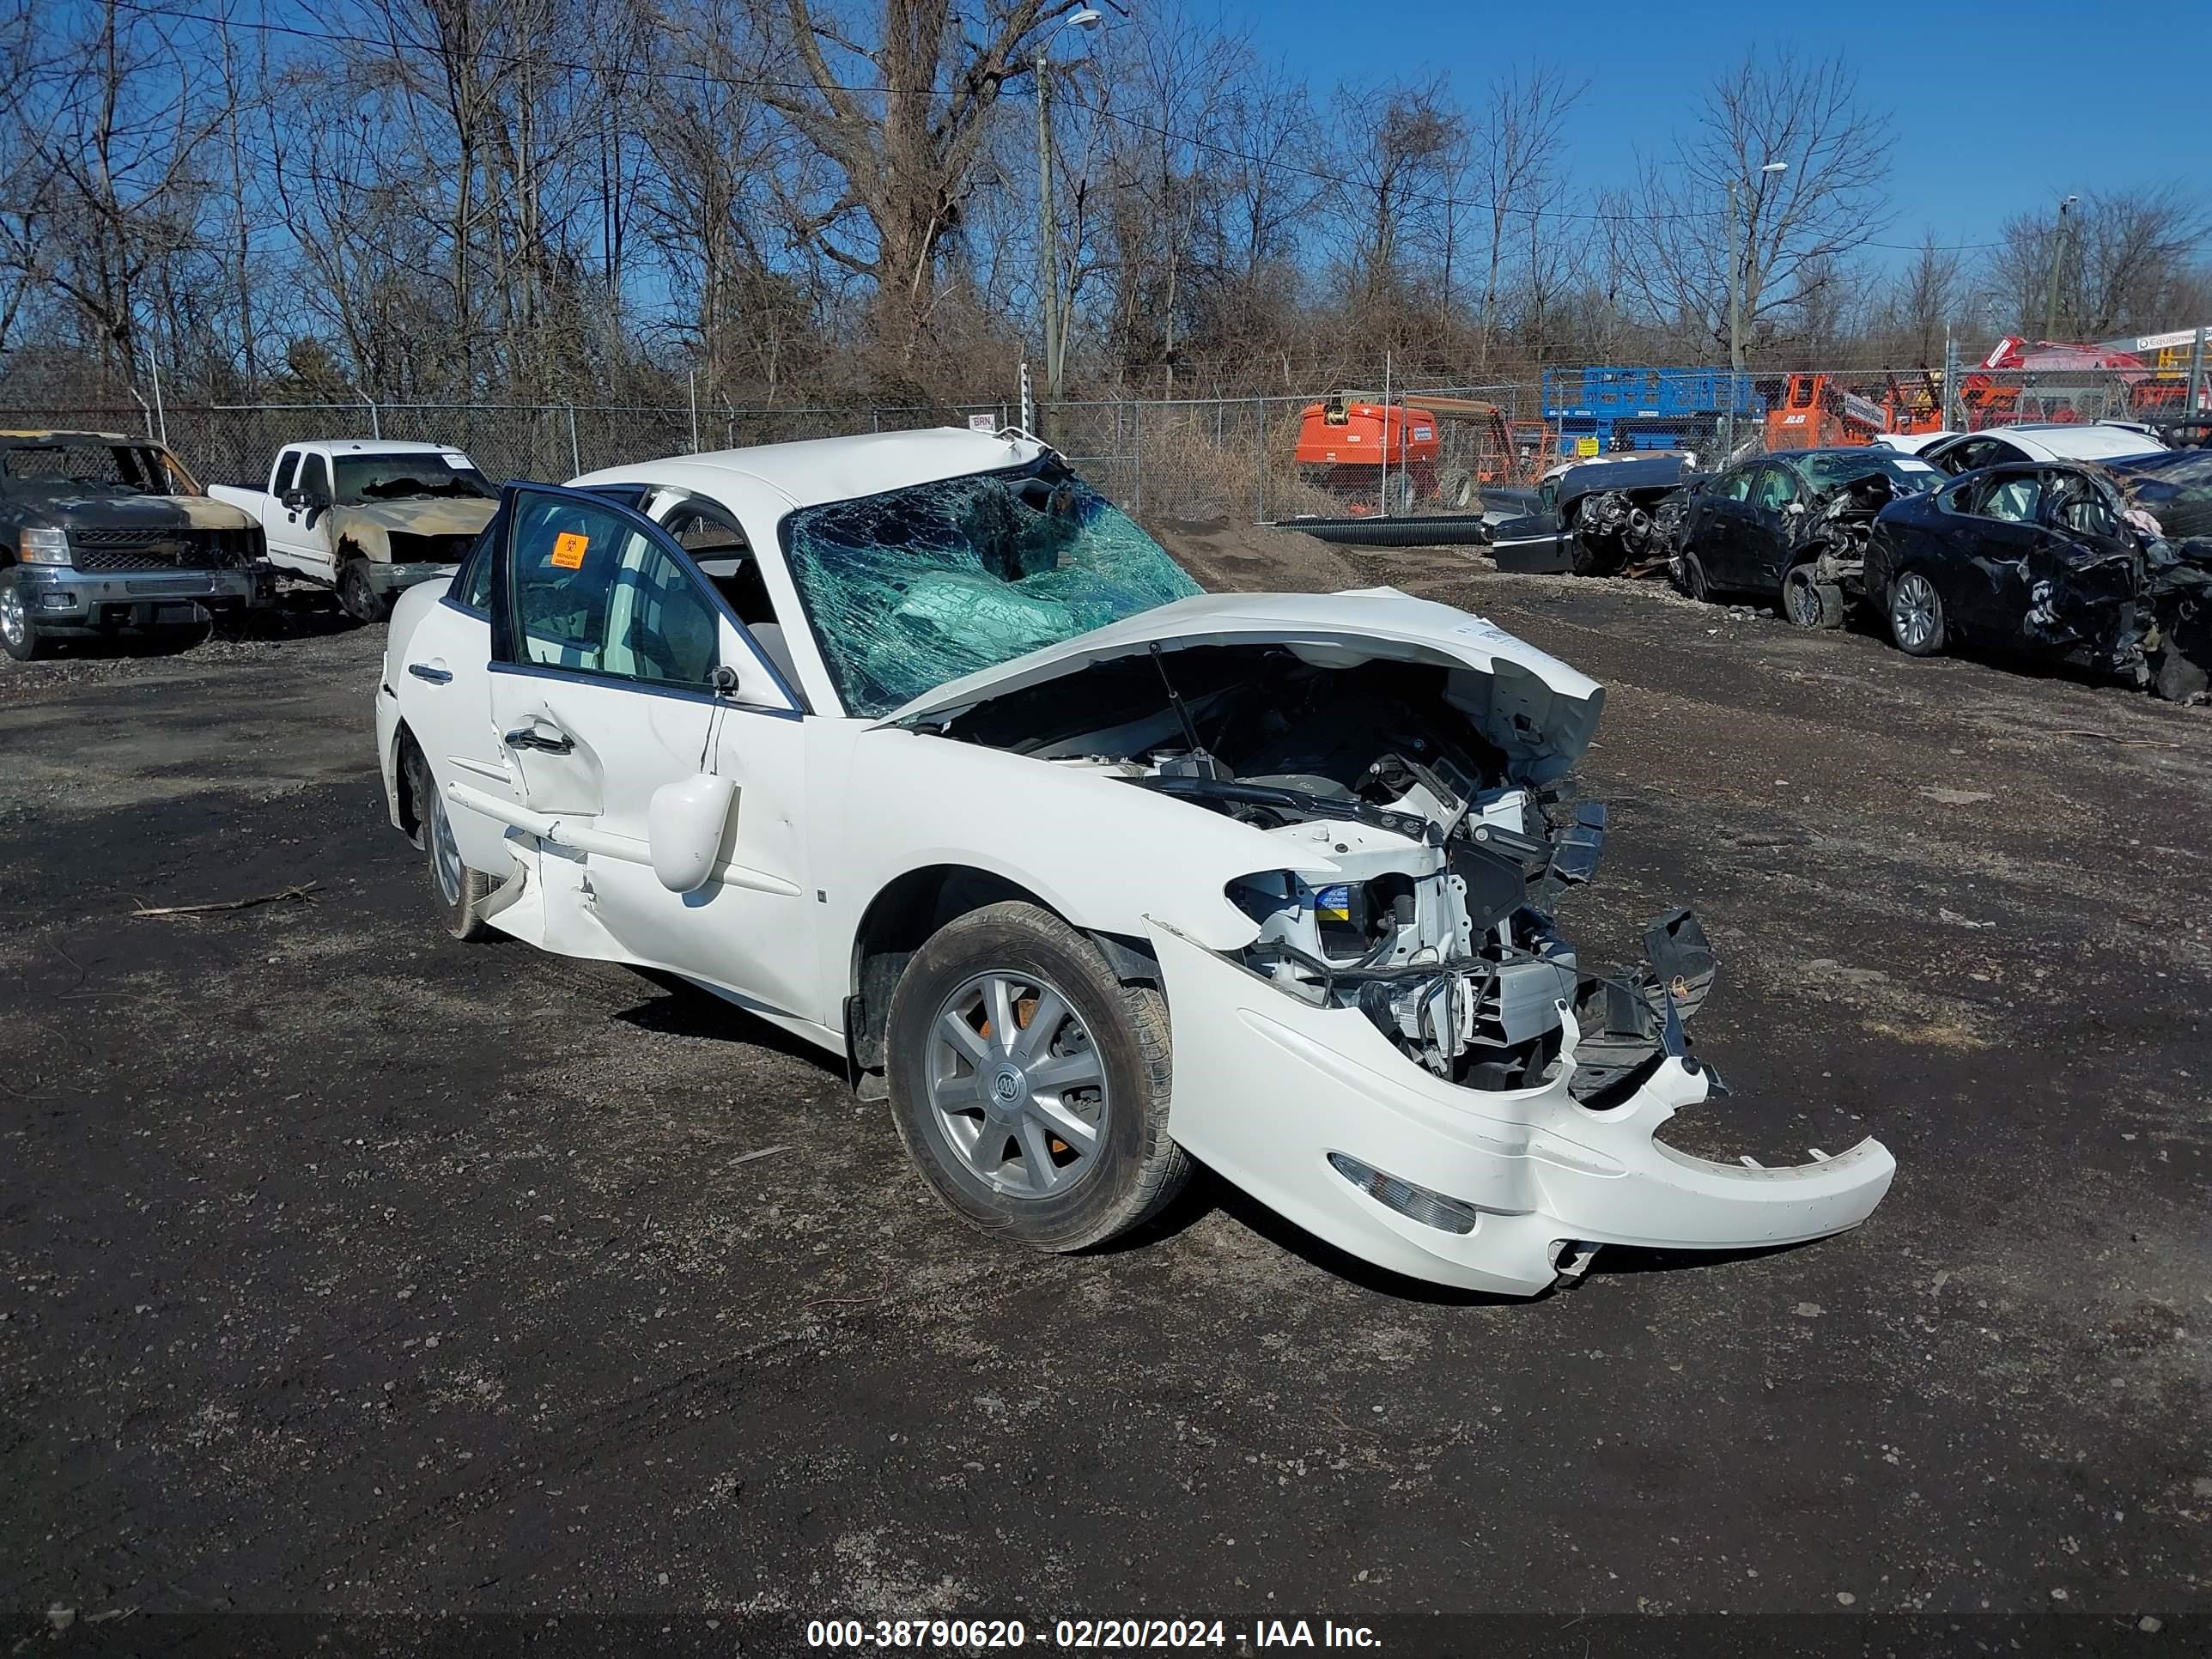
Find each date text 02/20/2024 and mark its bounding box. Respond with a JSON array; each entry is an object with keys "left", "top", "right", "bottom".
[{"left": 804, "top": 1619, "right": 1382, "bottom": 1649}]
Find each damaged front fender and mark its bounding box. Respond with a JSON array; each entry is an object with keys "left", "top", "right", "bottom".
[{"left": 1146, "top": 918, "right": 1894, "bottom": 1296}]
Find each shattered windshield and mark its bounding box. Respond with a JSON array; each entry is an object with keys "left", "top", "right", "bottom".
[
  {"left": 332, "top": 453, "right": 493, "bottom": 505},
  {"left": 2, "top": 441, "right": 189, "bottom": 495},
  {"left": 1793, "top": 452, "right": 1942, "bottom": 495},
  {"left": 781, "top": 459, "right": 1204, "bottom": 717}
]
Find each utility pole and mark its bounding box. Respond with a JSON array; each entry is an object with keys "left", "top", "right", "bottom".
[
  {"left": 2042, "top": 195, "right": 2077, "bottom": 341},
  {"left": 1036, "top": 41, "right": 1058, "bottom": 431},
  {"left": 1723, "top": 161, "right": 1786, "bottom": 459},
  {"left": 1033, "top": 9, "right": 1102, "bottom": 441}
]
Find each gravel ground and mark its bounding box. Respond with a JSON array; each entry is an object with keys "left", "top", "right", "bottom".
[{"left": 2, "top": 547, "right": 2207, "bottom": 1653}]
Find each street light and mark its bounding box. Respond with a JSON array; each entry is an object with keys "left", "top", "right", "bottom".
[
  {"left": 1036, "top": 8, "right": 1102, "bottom": 427},
  {"left": 1724, "top": 160, "right": 1787, "bottom": 455}
]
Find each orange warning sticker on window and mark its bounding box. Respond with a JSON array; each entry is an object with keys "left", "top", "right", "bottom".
[{"left": 549, "top": 531, "right": 588, "bottom": 569}]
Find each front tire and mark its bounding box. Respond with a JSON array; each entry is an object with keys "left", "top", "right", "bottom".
[
  {"left": 1674, "top": 547, "right": 1711, "bottom": 604},
  {"left": 886, "top": 901, "right": 1190, "bottom": 1253},
  {"left": 339, "top": 558, "right": 392, "bottom": 624},
  {"left": 1784, "top": 564, "right": 1845, "bottom": 629},
  {"left": 0, "top": 580, "right": 50, "bottom": 661},
  {"left": 405, "top": 741, "right": 494, "bottom": 940},
  {"left": 1888, "top": 568, "right": 1947, "bottom": 656}
]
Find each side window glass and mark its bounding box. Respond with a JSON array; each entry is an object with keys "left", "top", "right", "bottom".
[
  {"left": 306, "top": 454, "right": 332, "bottom": 501},
  {"left": 452, "top": 510, "right": 501, "bottom": 611},
  {"left": 504, "top": 494, "right": 721, "bottom": 690},
  {"left": 1984, "top": 477, "right": 2041, "bottom": 524},
  {"left": 1753, "top": 467, "right": 1795, "bottom": 511},
  {"left": 662, "top": 498, "right": 780, "bottom": 626},
  {"left": 273, "top": 451, "right": 300, "bottom": 495},
  {"left": 1719, "top": 468, "right": 1753, "bottom": 503}
]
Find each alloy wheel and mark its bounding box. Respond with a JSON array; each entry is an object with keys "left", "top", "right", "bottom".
[
  {"left": 0, "top": 586, "right": 24, "bottom": 647},
  {"left": 428, "top": 786, "right": 463, "bottom": 906},
  {"left": 926, "top": 969, "right": 1109, "bottom": 1199},
  {"left": 1893, "top": 573, "right": 1939, "bottom": 651}
]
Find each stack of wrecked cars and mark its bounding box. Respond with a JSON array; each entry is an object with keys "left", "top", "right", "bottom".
[
  {"left": 374, "top": 428, "right": 1894, "bottom": 1296},
  {"left": 0, "top": 430, "right": 273, "bottom": 661}
]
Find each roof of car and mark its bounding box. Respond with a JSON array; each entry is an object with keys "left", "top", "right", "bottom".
[
  {"left": 1951, "top": 426, "right": 2164, "bottom": 461},
  {"left": 286, "top": 439, "right": 470, "bottom": 455},
  {"left": 572, "top": 427, "right": 1046, "bottom": 512},
  {"left": 0, "top": 429, "right": 144, "bottom": 444}
]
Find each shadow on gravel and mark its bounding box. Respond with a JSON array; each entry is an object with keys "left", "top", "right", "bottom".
[{"left": 612, "top": 969, "right": 850, "bottom": 1078}]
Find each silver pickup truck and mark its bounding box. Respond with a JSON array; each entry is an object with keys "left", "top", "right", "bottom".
[
  {"left": 210, "top": 439, "right": 498, "bottom": 623},
  {"left": 0, "top": 430, "right": 273, "bottom": 661}
]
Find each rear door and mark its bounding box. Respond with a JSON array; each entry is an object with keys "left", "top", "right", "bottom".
[
  {"left": 1693, "top": 465, "right": 1758, "bottom": 586},
  {"left": 1944, "top": 467, "right": 2046, "bottom": 636},
  {"left": 394, "top": 514, "right": 510, "bottom": 875},
  {"left": 1741, "top": 463, "right": 1802, "bottom": 592}
]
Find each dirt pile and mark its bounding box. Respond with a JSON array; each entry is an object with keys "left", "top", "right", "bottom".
[{"left": 1149, "top": 515, "right": 1360, "bottom": 594}]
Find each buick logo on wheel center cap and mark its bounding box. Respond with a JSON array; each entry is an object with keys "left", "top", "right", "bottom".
[{"left": 988, "top": 1065, "right": 1024, "bottom": 1110}]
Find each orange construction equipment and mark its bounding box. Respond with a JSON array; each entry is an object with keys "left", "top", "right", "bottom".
[
  {"left": 1763, "top": 374, "right": 1893, "bottom": 447},
  {"left": 1293, "top": 392, "right": 1553, "bottom": 510}
]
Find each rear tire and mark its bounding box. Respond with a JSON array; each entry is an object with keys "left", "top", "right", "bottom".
[
  {"left": 1888, "top": 568, "right": 1947, "bottom": 656},
  {"left": 1674, "top": 548, "right": 1711, "bottom": 604},
  {"left": 405, "top": 741, "right": 494, "bottom": 940},
  {"left": 886, "top": 901, "right": 1189, "bottom": 1254},
  {"left": 1784, "top": 564, "right": 1845, "bottom": 629},
  {"left": 339, "top": 557, "right": 392, "bottom": 624},
  {"left": 0, "top": 580, "right": 50, "bottom": 661}
]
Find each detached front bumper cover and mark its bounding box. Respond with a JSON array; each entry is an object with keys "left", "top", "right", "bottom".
[{"left": 1148, "top": 919, "right": 1894, "bottom": 1297}]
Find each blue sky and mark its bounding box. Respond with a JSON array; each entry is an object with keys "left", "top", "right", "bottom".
[{"left": 1215, "top": 0, "right": 2204, "bottom": 270}]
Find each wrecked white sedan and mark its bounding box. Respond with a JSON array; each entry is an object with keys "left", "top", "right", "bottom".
[{"left": 375, "top": 429, "right": 1893, "bottom": 1295}]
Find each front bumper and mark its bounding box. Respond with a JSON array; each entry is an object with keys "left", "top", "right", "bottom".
[
  {"left": 367, "top": 561, "right": 459, "bottom": 597},
  {"left": 1146, "top": 921, "right": 1895, "bottom": 1297},
  {"left": 7, "top": 562, "right": 274, "bottom": 632}
]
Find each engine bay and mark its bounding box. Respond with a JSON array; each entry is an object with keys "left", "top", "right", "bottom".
[{"left": 932, "top": 644, "right": 1717, "bottom": 1104}]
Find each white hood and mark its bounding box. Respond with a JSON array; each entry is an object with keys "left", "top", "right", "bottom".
[{"left": 876, "top": 586, "right": 1605, "bottom": 781}]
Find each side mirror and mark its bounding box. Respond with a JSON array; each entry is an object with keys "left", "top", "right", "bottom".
[
  {"left": 1784, "top": 501, "right": 1807, "bottom": 515},
  {"left": 647, "top": 772, "right": 738, "bottom": 894},
  {"left": 281, "top": 489, "right": 315, "bottom": 513}
]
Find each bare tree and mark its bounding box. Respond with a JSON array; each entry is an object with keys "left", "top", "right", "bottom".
[
  {"left": 1617, "top": 50, "right": 1891, "bottom": 356},
  {"left": 1987, "top": 187, "right": 2211, "bottom": 340},
  {"left": 758, "top": 0, "right": 1095, "bottom": 360},
  {"left": 1872, "top": 229, "right": 1960, "bottom": 365},
  {"left": 1469, "top": 64, "right": 1583, "bottom": 368}
]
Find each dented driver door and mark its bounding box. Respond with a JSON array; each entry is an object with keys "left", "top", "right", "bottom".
[{"left": 480, "top": 484, "right": 816, "bottom": 1012}]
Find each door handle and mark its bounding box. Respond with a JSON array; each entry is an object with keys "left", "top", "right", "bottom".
[
  {"left": 503, "top": 724, "right": 574, "bottom": 755},
  {"left": 407, "top": 663, "right": 453, "bottom": 684}
]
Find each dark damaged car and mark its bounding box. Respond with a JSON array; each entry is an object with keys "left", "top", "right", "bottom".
[
  {"left": 1488, "top": 453, "right": 1698, "bottom": 576},
  {"left": 0, "top": 431, "right": 272, "bottom": 661},
  {"left": 1667, "top": 447, "right": 1944, "bottom": 625},
  {"left": 1863, "top": 461, "right": 2211, "bottom": 701}
]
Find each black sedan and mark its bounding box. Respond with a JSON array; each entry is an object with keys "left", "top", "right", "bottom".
[
  {"left": 1861, "top": 461, "right": 2151, "bottom": 674},
  {"left": 1669, "top": 448, "right": 1944, "bottom": 624}
]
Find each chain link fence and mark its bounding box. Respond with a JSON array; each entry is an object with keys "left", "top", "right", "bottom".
[
  {"left": 0, "top": 398, "right": 1012, "bottom": 492},
  {"left": 5, "top": 358, "right": 2203, "bottom": 532}
]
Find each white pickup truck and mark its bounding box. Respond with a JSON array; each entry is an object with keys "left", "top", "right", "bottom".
[{"left": 210, "top": 439, "right": 499, "bottom": 623}]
